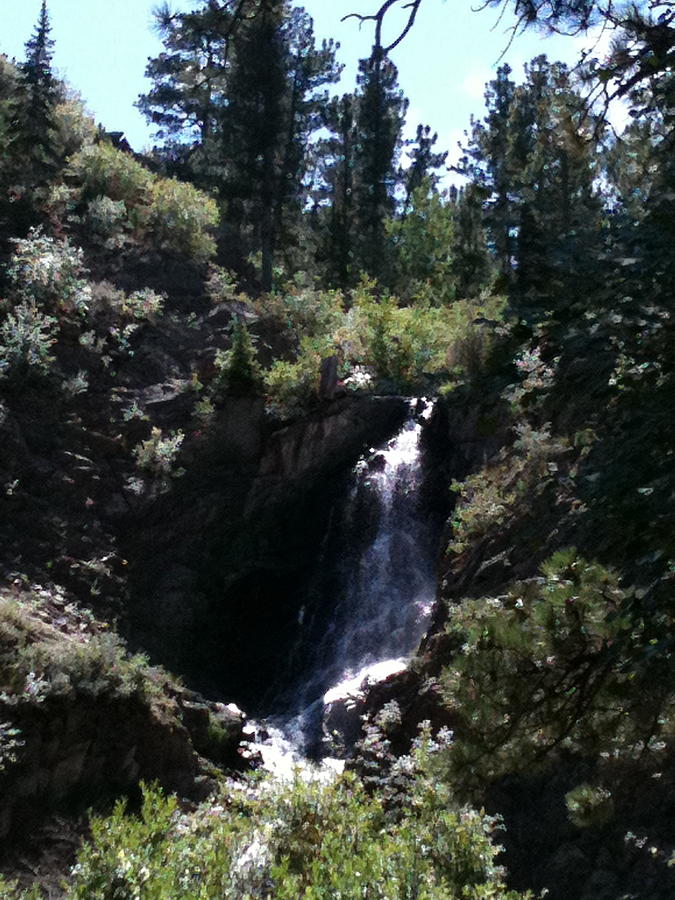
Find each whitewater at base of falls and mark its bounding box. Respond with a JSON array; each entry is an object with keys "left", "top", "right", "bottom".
[{"left": 253, "top": 398, "right": 437, "bottom": 770}]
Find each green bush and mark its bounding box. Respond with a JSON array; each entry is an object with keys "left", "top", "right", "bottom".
[
  {"left": 146, "top": 177, "right": 219, "bottom": 262},
  {"left": 132, "top": 427, "right": 184, "bottom": 478},
  {"left": 262, "top": 336, "right": 332, "bottom": 418},
  {"left": 0, "top": 301, "right": 58, "bottom": 380},
  {"left": 66, "top": 142, "right": 153, "bottom": 211},
  {"left": 253, "top": 286, "right": 345, "bottom": 344},
  {"left": 7, "top": 229, "right": 92, "bottom": 316},
  {"left": 448, "top": 423, "right": 570, "bottom": 555},
  {"left": 84, "top": 195, "right": 128, "bottom": 245},
  {"left": 65, "top": 773, "right": 529, "bottom": 898}
]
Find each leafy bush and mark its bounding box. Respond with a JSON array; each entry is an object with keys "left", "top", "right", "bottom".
[
  {"left": 7, "top": 229, "right": 92, "bottom": 316},
  {"left": 0, "top": 721, "right": 24, "bottom": 773},
  {"left": 66, "top": 142, "right": 153, "bottom": 211},
  {"left": 341, "top": 283, "right": 506, "bottom": 391},
  {"left": 121, "top": 288, "right": 165, "bottom": 322},
  {"left": 146, "top": 177, "right": 219, "bottom": 262},
  {"left": 205, "top": 265, "right": 240, "bottom": 305},
  {"left": 448, "top": 422, "right": 570, "bottom": 554},
  {"left": 84, "top": 195, "right": 128, "bottom": 245},
  {"left": 262, "top": 336, "right": 334, "bottom": 418},
  {"left": 565, "top": 783, "right": 614, "bottom": 829},
  {"left": 66, "top": 773, "right": 529, "bottom": 898},
  {"left": 65, "top": 145, "right": 218, "bottom": 261},
  {"left": 0, "top": 301, "right": 58, "bottom": 380},
  {"left": 133, "top": 428, "right": 184, "bottom": 478},
  {"left": 253, "top": 286, "right": 345, "bottom": 344}
]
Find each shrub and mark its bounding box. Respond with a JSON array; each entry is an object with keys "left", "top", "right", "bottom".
[
  {"left": 147, "top": 177, "right": 219, "bottom": 262},
  {"left": 133, "top": 427, "right": 184, "bottom": 478},
  {"left": 66, "top": 775, "right": 529, "bottom": 898},
  {"left": 205, "top": 265, "right": 240, "bottom": 305},
  {"left": 262, "top": 336, "right": 332, "bottom": 418},
  {"left": 121, "top": 288, "right": 165, "bottom": 322},
  {"left": 566, "top": 783, "right": 615, "bottom": 829},
  {"left": 253, "top": 286, "right": 345, "bottom": 344},
  {"left": 213, "top": 318, "right": 261, "bottom": 397},
  {"left": 0, "top": 594, "right": 156, "bottom": 704},
  {"left": 0, "top": 301, "right": 57, "bottom": 380},
  {"left": 84, "top": 195, "right": 127, "bottom": 244},
  {"left": 7, "top": 229, "right": 92, "bottom": 316},
  {"left": 448, "top": 422, "right": 570, "bottom": 554},
  {"left": 66, "top": 142, "right": 153, "bottom": 210}
]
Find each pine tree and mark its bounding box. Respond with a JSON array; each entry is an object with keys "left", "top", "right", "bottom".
[
  {"left": 401, "top": 124, "right": 447, "bottom": 214},
  {"left": 18, "top": 0, "right": 61, "bottom": 183},
  {"left": 450, "top": 184, "right": 492, "bottom": 299},
  {"left": 460, "top": 57, "right": 603, "bottom": 314},
  {"left": 313, "top": 93, "right": 358, "bottom": 290},
  {"left": 352, "top": 51, "right": 408, "bottom": 281},
  {"left": 139, "top": 0, "right": 340, "bottom": 289},
  {"left": 460, "top": 64, "right": 516, "bottom": 284}
]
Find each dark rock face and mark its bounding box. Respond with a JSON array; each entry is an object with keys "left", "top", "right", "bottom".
[
  {"left": 125, "top": 395, "right": 408, "bottom": 711},
  {"left": 0, "top": 685, "right": 247, "bottom": 842}
]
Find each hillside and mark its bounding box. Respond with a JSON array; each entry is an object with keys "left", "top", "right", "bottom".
[{"left": 1, "top": 0, "right": 674, "bottom": 896}]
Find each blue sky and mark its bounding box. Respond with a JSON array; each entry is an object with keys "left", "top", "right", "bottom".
[{"left": 0, "top": 0, "right": 599, "bottom": 165}]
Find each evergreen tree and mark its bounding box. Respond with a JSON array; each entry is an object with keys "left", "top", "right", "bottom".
[
  {"left": 386, "top": 178, "right": 456, "bottom": 303},
  {"left": 139, "top": 0, "right": 340, "bottom": 289},
  {"left": 137, "top": 0, "right": 237, "bottom": 187},
  {"left": 313, "top": 93, "right": 358, "bottom": 290},
  {"left": 352, "top": 51, "right": 408, "bottom": 281},
  {"left": 449, "top": 184, "right": 492, "bottom": 299},
  {"left": 459, "top": 64, "right": 516, "bottom": 284},
  {"left": 401, "top": 124, "right": 447, "bottom": 214},
  {"left": 17, "top": 0, "right": 61, "bottom": 183},
  {"left": 460, "top": 57, "right": 603, "bottom": 314}
]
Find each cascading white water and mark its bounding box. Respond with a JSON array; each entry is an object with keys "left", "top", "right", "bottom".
[{"left": 251, "top": 399, "right": 436, "bottom": 770}]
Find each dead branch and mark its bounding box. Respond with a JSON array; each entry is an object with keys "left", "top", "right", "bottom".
[{"left": 342, "top": 0, "right": 424, "bottom": 54}]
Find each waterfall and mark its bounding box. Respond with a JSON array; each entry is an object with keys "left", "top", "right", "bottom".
[{"left": 252, "top": 399, "right": 437, "bottom": 769}]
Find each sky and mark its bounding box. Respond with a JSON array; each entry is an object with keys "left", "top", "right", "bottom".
[{"left": 0, "top": 0, "right": 610, "bottom": 168}]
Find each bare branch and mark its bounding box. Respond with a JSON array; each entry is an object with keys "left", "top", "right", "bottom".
[{"left": 343, "top": 0, "right": 424, "bottom": 55}]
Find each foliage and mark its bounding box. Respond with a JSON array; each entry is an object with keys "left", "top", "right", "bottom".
[
  {"left": 0, "top": 721, "right": 24, "bottom": 773},
  {"left": 65, "top": 770, "right": 529, "bottom": 899},
  {"left": 343, "top": 284, "right": 505, "bottom": 392},
  {"left": 0, "top": 300, "right": 58, "bottom": 380},
  {"left": 253, "top": 285, "right": 345, "bottom": 348},
  {"left": 7, "top": 228, "right": 92, "bottom": 316},
  {"left": 213, "top": 317, "right": 262, "bottom": 397},
  {"left": 448, "top": 422, "right": 569, "bottom": 554},
  {"left": 565, "top": 783, "right": 614, "bottom": 829},
  {"left": 386, "top": 180, "right": 456, "bottom": 303},
  {"left": 0, "top": 595, "right": 157, "bottom": 705},
  {"left": 65, "top": 144, "right": 219, "bottom": 260},
  {"left": 263, "top": 344, "right": 323, "bottom": 420},
  {"left": 66, "top": 142, "right": 153, "bottom": 211},
  {"left": 438, "top": 550, "right": 675, "bottom": 792},
  {"left": 133, "top": 428, "right": 184, "bottom": 478},
  {"left": 83, "top": 195, "right": 128, "bottom": 245},
  {"left": 146, "top": 177, "right": 219, "bottom": 262},
  {"left": 141, "top": 0, "right": 341, "bottom": 288}
]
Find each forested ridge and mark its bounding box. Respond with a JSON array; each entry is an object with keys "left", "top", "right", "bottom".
[{"left": 0, "top": 0, "right": 674, "bottom": 896}]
